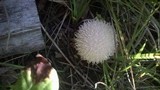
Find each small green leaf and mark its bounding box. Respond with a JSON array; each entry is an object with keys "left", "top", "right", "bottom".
[
  {"left": 11, "top": 54, "right": 59, "bottom": 90},
  {"left": 12, "top": 68, "right": 59, "bottom": 90},
  {"left": 11, "top": 68, "right": 33, "bottom": 90}
]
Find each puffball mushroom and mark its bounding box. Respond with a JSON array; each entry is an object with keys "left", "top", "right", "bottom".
[{"left": 74, "top": 19, "right": 116, "bottom": 64}]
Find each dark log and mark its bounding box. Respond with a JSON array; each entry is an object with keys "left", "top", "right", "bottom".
[{"left": 0, "top": 0, "right": 45, "bottom": 57}]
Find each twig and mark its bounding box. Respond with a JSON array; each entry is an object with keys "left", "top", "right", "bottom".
[{"left": 41, "top": 22, "right": 94, "bottom": 87}]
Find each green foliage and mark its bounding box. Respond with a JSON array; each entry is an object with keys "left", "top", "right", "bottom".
[
  {"left": 98, "top": 0, "right": 160, "bottom": 89},
  {"left": 11, "top": 68, "right": 57, "bottom": 90},
  {"left": 70, "top": 0, "right": 91, "bottom": 22},
  {"left": 1, "top": 0, "right": 160, "bottom": 89},
  {"left": 11, "top": 69, "right": 32, "bottom": 90}
]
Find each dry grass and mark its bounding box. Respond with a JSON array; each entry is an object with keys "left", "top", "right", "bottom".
[{"left": 0, "top": 0, "right": 160, "bottom": 90}]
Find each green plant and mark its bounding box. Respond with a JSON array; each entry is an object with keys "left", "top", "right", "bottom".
[
  {"left": 11, "top": 54, "right": 59, "bottom": 90},
  {"left": 98, "top": 0, "right": 160, "bottom": 90},
  {"left": 70, "top": 0, "right": 91, "bottom": 22}
]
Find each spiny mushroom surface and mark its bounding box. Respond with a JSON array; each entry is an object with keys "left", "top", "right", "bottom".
[{"left": 74, "top": 19, "right": 116, "bottom": 64}]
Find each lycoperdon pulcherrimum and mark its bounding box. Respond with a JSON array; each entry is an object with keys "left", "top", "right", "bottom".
[{"left": 74, "top": 19, "right": 117, "bottom": 64}]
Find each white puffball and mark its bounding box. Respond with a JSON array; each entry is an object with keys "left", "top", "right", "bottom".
[{"left": 74, "top": 19, "right": 116, "bottom": 64}]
